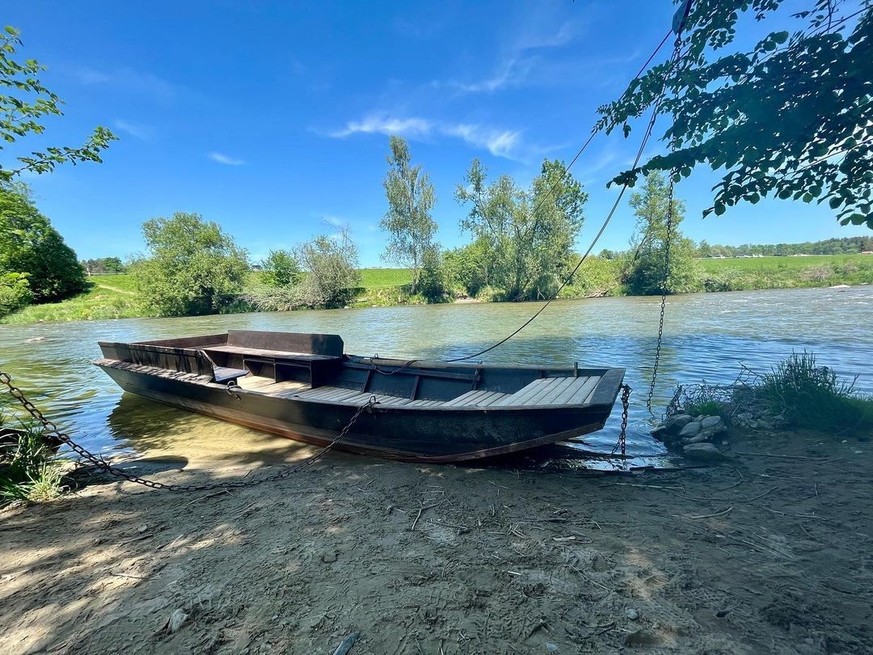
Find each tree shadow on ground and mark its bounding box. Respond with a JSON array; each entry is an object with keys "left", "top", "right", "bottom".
[{"left": 2, "top": 429, "right": 871, "bottom": 654}]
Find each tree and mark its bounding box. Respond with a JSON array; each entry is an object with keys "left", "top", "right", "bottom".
[
  {"left": 623, "top": 172, "right": 700, "bottom": 295},
  {"left": 261, "top": 249, "right": 301, "bottom": 287},
  {"left": 455, "top": 158, "right": 587, "bottom": 301},
  {"left": 598, "top": 1, "right": 873, "bottom": 228},
  {"left": 0, "top": 181, "right": 88, "bottom": 302},
  {"left": 381, "top": 136, "right": 438, "bottom": 290},
  {"left": 295, "top": 228, "right": 361, "bottom": 308},
  {"left": 132, "top": 212, "right": 250, "bottom": 316},
  {"left": 1, "top": 26, "right": 115, "bottom": 182},
  {"left": 81, "top": 257, "right": 126, "bottom": 275}
]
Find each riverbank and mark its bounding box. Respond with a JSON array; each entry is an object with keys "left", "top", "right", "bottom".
[
  {"left": 2, "top": 254, "right": 871, "bottom": 325},
  {"left": 1, "top": 427, "right": 870, "bottom": 653}
]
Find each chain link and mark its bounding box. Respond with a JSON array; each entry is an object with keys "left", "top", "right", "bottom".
[
  {"left": 0, "top": 370, "right": 377, "bottom": 493},
  {"left": 612, "top": 383, "right": 631, "bottom": 457},
  {"left": 645, "top": 171, "right": 677, "bottom": 415}
]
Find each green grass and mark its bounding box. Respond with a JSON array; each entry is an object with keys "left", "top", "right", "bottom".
[
  {"left": 358, "top": 268, "right": 413, "bottom": 288},
  {"left": 0, "top": 418, "right": 67, "bottom": 504},
  {"left": 698, "top": 254, "right": 873, "bottom": 291},
  {"left": 756, "top": 351, "right": 873, "bottom": 435},
  {"left": 0, "top": 276, "right": 143, "bottom": 324},
  {"left": 89, "top": 273, "right": 138, "bottom": 292}
]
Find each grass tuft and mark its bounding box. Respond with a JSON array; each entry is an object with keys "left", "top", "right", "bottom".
[
  {"left": 0, "top": 417, "right": 67, "bottom": 504},
  {"left": 757, "top": 352, "right": 871, "bottom": 434}
]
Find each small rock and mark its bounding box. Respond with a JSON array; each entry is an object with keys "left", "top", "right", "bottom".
[
  {"left": 683, "top": 442, "right": 728, "bottom": 463},
  {"left": 678, "top": 421, "right": 702, "bottom": 438},
  {"left": 683, "top": 433, "right": 709, "bottom": 445},
  {"left": 166, "top": 609, "right": 188, "bottom": 633},
  {"left": 650, "top": 425, "right": 669, "bottom": 441},
  {"left": 545, "top": 643, "right": 558, "bottom": 653},
  {"left": 757, "top": 420, "right": 774, "bottom": 430},
  {"left": 321, "top": 552, "right": 338, "bottom": 563},
  {"left": 626, "top": 608, "right": 640, "bottom": 621},
  {"left": 137, "top": 524, "right": 148, "bottom": 533},
  {"left": 664, "top": 414, "right": 694, "bottom": 432},
  {"left": 701, "top": 415, "right": 723, "bottom": 429}
]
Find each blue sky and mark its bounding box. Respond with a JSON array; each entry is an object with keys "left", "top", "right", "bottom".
[{"left": 4, "top": 0, "right": 870, "bottom": 267}]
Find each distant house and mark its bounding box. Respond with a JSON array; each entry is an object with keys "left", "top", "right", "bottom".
[{"left": 862, "top": 251, "right": 873, "bottom": 255}]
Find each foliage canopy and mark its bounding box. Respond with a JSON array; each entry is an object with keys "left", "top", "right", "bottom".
[
  {"left": 0, "top": 181, "right": 88, "bottom": 303},
  {"left": 599, "top": 1, "right": 873, "bottom": 228},
  {"left": 132, "top": 212, "right": 250, "bottom": 316},
  {"left": 1, "top": 26, "right": 116, "bottom": 182},
  {"left": 455, "top": 159, "right": 587, "bottom": 301}
]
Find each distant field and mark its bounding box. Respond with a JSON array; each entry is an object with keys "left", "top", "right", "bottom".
[
  {"left": 358, "top": 268, "right": 413, "bottom": 288},
  {"left": 697, "top": 253, "right": 873, "bottom": 291},
  {"left": 699, "top": 254, "right": 871, "bottom": 273}
]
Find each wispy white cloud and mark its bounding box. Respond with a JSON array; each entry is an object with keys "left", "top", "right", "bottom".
[
  {"left": 450, "top": 58, "right": 535, "bottom": 94},
  {"left": 113, "top": 119, "right": 151, "bottom": 140},
  {"left": 438, "top": 17, "right": 582, "bottom": 95},
  {"left": 330, "top": 115, "right": 432, "bottom": 139},
  {"left": 208, "top": 152, "right": 245, "bottom": 166},
  {"left": 69, "top": 66, "right": 178, "bottom": 101},
  {"left": 327, "top": 112, "right": 524, "bottom": 160},
  {"left": 72, "top": 67, "right": 112, "bottom": 85}
]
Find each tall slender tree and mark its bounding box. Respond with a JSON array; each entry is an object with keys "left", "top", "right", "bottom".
[
  {"left": 624, "top": 172, "right": 700, "bottom": 295},
  {"left": 381, "top": 136, "right": 438, "bottom": 291}
]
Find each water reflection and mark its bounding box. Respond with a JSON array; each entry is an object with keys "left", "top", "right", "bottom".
[{"left": 0, "top": 286, "right": 870, "bottom": 464}]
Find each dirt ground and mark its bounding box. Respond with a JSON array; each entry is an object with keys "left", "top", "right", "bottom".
[{"left": 1, "top": 428, "right": 871, "bottom": 654}]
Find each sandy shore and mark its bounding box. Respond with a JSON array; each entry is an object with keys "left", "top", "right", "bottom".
[{"left": 1, "top": 429, "right": 871, "bottom": 654}]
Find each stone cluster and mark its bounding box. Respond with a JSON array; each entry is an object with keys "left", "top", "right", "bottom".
[{"left": 651, "top": 413, "right": 728, "bottom": 463}]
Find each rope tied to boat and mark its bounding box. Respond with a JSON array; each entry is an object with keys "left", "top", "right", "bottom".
[{"left": 0, "top": 369, "right": 378, "bottom": 493}]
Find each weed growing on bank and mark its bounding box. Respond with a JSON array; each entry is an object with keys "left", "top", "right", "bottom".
[
  {"left": 671, "top": 352, "right": 873, "bottom": 436},
  {"left": 0, "top": 412, "right": 67, "bottom": 505}
]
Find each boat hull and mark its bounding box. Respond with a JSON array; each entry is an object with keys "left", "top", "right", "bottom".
[{"left": 97, "top": 361, "right": 618, "bottom": 462}]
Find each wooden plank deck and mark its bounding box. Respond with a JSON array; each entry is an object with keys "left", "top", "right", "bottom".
[{"left": 491, "top": 376, "right": 600, "bottom": 407}]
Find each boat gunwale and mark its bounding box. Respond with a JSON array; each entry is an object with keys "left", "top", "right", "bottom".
[{"left": 95, "top": 358, "right": 624, "bottom": 412}]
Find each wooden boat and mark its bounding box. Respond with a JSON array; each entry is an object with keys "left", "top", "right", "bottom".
[{"left": 95, "top": 330, "right": 625, "bottom": 463}]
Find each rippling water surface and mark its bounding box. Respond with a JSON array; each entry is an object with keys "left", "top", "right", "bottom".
[{"left": 1, "top": 287, "right": 870, "bottom": 462}]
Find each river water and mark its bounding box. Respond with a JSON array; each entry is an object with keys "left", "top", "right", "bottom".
[{"left": 1, "top": 286, "right": 871, "bottom": 464}]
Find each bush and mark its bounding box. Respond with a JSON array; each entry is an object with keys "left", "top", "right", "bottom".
[
  {"left": 0, "top": 272, "right": 32, "bottom": 317},
  {"left": 1, "top": 182, "right": 88, "bottom": 303},
  {"left": 132, "top": 212, "right": 250, "bottom": 316}
]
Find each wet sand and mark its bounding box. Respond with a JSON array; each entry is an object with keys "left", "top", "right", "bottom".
[{"left": 1, "top": 429, "right": 871, "bottom": 654}]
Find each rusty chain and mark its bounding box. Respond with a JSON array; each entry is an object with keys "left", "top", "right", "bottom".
[
  {"left": 0, "top": 370, "right": 377, "bottom": 493},
  {"left": 611, "top": 383, "right": 632, "bottom": 457}
]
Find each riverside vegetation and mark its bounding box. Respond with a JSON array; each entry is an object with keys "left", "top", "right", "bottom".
[{"left": 1, "top": 252, "right": 871, "bottom": 325}]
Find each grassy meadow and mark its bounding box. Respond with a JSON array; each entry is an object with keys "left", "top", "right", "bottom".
[{"left": 698, "top": 254, "right": 873, "bottom": 290}]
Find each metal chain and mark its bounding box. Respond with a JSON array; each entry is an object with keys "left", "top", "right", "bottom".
[
  {"left": 612, "top": 383, "right": 632, "bottom": 456},
  {"left": 645, "top": 172, "right": 677, "bottom": 415},
  {"left": 0, "top": 370, "right": 377, "bottom": 493}
]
